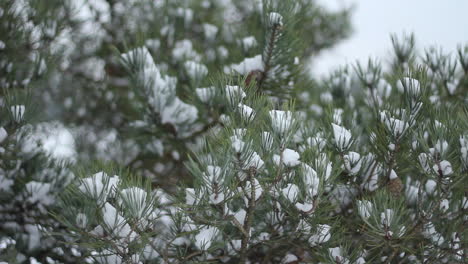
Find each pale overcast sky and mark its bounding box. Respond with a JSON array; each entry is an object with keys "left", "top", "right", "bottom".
[{"left": 312, "top": 0, "right": 468, "bottom": 76}]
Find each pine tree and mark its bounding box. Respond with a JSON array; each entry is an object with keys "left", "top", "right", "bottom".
[{"left": 1, "top": 0, "right": 467, "bottom": 263}]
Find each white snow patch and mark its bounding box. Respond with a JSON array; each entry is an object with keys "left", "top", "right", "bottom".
[
  {"left": 238, "top": 103, "right": 255, "bottom": 122},
  {"left": 274, "top": 148, "right": 300, "bottom": 167},
  {"left": 203, "top": 23, "right": 218, "bottom": 39},
  {"left": 196, "top": 87, "right": 215, "bottom": 103},
  {"left": 161, "top": 98, "right": 198, "bottom": 126},
  {"left": 309, "top": 224, "right": 331, "bottom": 246},
  {"left": 229, "top": 55, "right": 264, "bottom": 75},
  {"left": 269, "top": 110, "right": 294, "bottom": 134},
  {"left": 268, "top": 12, "right": 283, "bottom": 26},
  {"left": 10, "top": 105, "right": 25, "bottom": 122},
  {"left": 184, "top": 61, "right": 208, "bottom": 80},
  {"left": 241, "top": 36, "right": 257, "bottom": 50},
  {"left": 25, "top": 181, "right": 53, "bottom": 205},
  {"left": 79, "top": 172, "right": 120, "bottom": 204},
  {"left": 282, "top": 183, "right": 299, "bottom": 202},
  {"left": 0, "top": 127, "right": 7, "bottom": 143},
  {"left": 433, "top": 160, "right": 453, "bottom": 176},
  {"left": 332, "top": 123, "right": 352, "bottom": 151},
  {"left": 301, "top": 163, "right": 319, "bottom": 197},
  {"left": 195, "top": 226, "right": 219, "bottom": 250},
  {"left": 225, "top": 85, "right": 246, "bottom": 105},
  {"left": 357, "top": 200, "right": 372, "bottom": 219}
]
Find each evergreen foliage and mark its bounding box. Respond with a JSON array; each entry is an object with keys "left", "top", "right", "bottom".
[{"left": 1, "top": 0, "right": 467, "bottom": 263}]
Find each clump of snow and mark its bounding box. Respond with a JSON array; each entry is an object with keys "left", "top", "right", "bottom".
[
  {"left": 175, "top": 7, "right": 193, "bottom": 24},
  {"left": 195, "top": 226, "right": 219, "bottom": 250},
  {"left": 380, "top": 111, "right": 409, "bottom": 139},
  {"left": 315, "top": 153, "right": 333, "bottom": 181},
  {"left": 423, "top": 222, "right": 444, "bottom": 246},
  {"left": 21, "top": 122, "right": 77, "bottom": 163},
  {"left": 0, "top": 173, "right": 14, "bottom": 192},
  {"left": 357, "top": 200, "right": 372, "bottom": 219},
  {"left": 145, "top": 38, "right": 160, "bottom": 51},
  {"left": 209, "top": 191, "right": 225, "bottom": 205},
  {"left": 79, "top": 172, "right": 120, "bottom": 204},
  {"left": 439, "top": 199, "right": 449, "bottom": 212},
  {"left": 243, "top": 151, "right": 265, "bottom": 170},
  {"left": 196, "top": 87, "right": 216, "bottom": 103},
  {"left": 76, "top": 213, "right": 88, "bottom": 229},
  {"left": 203, "top": 24, "right": 218, "bottom": 39},
  {"left": 377, "top": 79, "right": 392, "bottom": 98},
  {"left": 425, "top": 180, "right": 437, "bottom": 195},
  {"left": 244, "top": 179, "right": 263, "bottom": 201},
  {"left": 25, "top": 181, "right": 53, "bottom": 206},
  {"left": 405, "top": 182, "right": 420, "bottom": 205},
  {"left": 0, "top": 127, "right": 7, "bottom": 143},
  {"left": 332, "top": 123, "right": 352, "bottom": 151},
  {"left": 119, "top": 187, "right": 149, "bottom": 218},
  {"left": 301, "top": 163, "right": 319, "bottom": 197},
  {"left": 296, "top": 219, "right": 312, "bottom": 232},
  {"left": 102, "top": 202, "right": 137, "bottom": 241},
  {"left": 241, "top": 36, "right": 257, "bottom": 50},
  {"left": 333, "top": 108, "right": 343, "bottom": 125},
  {"left": 433, "top": 160, "right": 453, "bottom": 176},
  {"left": 184, "top": 61, "right": 208, "bottom": 81},
  {"left": 172, "top": 39, "right": 200, "bottom": 61},
  {"left": 228, "top": 55, "right": 264, "bottom": 75},
  {"left": 320, "top": 92, "right": 333, "bottom": 104},
  {"left": 268, "top": 12, "right": 283, "bottom": 26},
  {"left": 10, "top": 105, "right": 25, "bottom": 122},
  {"left": 81, "top": 57, "right": 106, "bottom": 81},
  {"left": 24, "top": 224, "right": 41, "bottom": 251},
  {"left": 233, "top": 209, "right": 246, "bottom": 225},
  {"left": 273, "top": 148, "right": 300, "bottom": 167},
  {"left": 309, "top": 224, "right": 331, "bottom": 246},
  {"left": 418, "top": 153, "right": 431, "bottom": 173},
  {"left": 397, "top": 77, "right": 421, "bottom": 95},
  {"left": 460, "top": 135, "right": 468, "bottom": 168},
  {"left": 380, "top": 209, "right": 394, "bottom": 227},
  {"left": 261, "top": 132, "right": 274, "bottom": 150},
  {"left": 238, "top": 103, "right": 255, "bottom": 122},
  {"left": 185, "top": 188, "right": 196, "bottom": 205},
  {"left": 295, "top": 202, "right": 314, "bottom": 212},
  {"left": 161, "top": 98, "right": 198, "bottom": 126},
  {"left": 225, "top": 85, "right": 246, "bottom": 105},
  {"left": 121, "top": 47, "right": 177, "bottom": 112},
  {"left": 122, "top": 47, "right": 200, "bottom": 130},
  {"left": 343, "top": 152, "right": 362, "bottom": 175},
  {"left": 432, "top": 139, "right": 449, "bottom": 156},
  {"left": 201, "top": 165, "right": 227, "bottom": 204},
  {"left": 305, "top": 135, "right": 326, "bottom": 151},
  {"left": 231, "top": 136, "right": 245, "bottom": 153},
  {"left": 362, "top": 153, "right": 383, "bottom": 192},
  {"left": 269, "top": 110, "right": 294, "bottom": 134},
  {"left": 329, "top": 247, "right": 348, "bottom": 264},
  {"left": 282, "top": 183, "right": 299, "bottom": 202},
  {"left": 204, "top": 165, "right": 222, "bottom": 183}
]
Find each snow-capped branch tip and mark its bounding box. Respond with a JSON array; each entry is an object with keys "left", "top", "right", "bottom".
[
  {"left": 331, "top": 123, "right": 353, "bottom": 152},
  {"left": 268, "top": 12, "right": 283, "bottom": 27}
]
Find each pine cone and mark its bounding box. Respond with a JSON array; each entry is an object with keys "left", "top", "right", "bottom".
[
  {"left": 245, "top": 70, "right": 264, "bottom": 86},
  {"left": 388, "top": 177, "right": 403, "bottom": 196}
]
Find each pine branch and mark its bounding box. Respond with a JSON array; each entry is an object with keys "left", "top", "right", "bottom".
[
  {"left": 258, "top": 22, "right": 282, "bottom": 90},
  {"left": 239, "top": 167, "right": 258, "bottom": 263}
]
